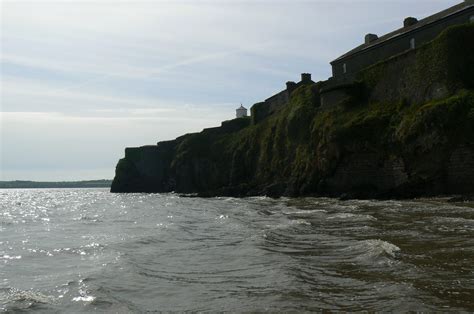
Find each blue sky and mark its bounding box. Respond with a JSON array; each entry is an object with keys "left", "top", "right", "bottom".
[{"left": 0, "top": 0, "right": 460, "bottom": 181}]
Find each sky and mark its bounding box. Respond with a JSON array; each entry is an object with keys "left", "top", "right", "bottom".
[{"left": 0, "top": 0, "right": 460, "bottom": 181}]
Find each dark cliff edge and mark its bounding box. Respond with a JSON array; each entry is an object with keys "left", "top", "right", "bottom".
[{"left": 111, "top": 25, "right": 474, "bottom": 199}]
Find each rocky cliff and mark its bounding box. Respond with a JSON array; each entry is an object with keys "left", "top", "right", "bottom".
[{"left": 111, "top": 24, "right": 474, "bottom": 198}]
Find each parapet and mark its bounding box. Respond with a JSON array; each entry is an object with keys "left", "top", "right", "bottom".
[{"left": 125, "top": 145, "right": 159, "bottom": 161}]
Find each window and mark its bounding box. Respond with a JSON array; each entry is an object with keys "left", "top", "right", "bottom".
[
  {"left": 470, "top": 15, "right": 474, "bottom": 23},
  {"left": 343, "top": 63, "right": 347, "bottom": 74},
  {"left": 410, "top": 38, "right": 416, "bottom": 49}
]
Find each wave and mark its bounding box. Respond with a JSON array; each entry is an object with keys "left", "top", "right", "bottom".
[
  {"left": 428, "top": 216, "right": 474, "bottom": 233},
  {"left": 1, "top": 254, "right": 22, "bottom": 260},
  {"left": 348, "top": 239, "right": 401, "bottom": 260},
  {"left": 283, "top": 209, "right": 327, "bottom": 216},
  {"left": 434, "top": 217, "right": 474, "bottom": 225},
  {"left": 0, "top": 288, "right": 56, "bottom": 311},
  {"left": 73, "top": 216, "right": 103, "bottom": 223},
  {"left": 327, "top": 213, "right": 377, "bottom": 221}
]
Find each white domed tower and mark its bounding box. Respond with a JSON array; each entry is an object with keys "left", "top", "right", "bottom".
[{"left": 236, "top": 104, "right": 248, "bottom": 118}]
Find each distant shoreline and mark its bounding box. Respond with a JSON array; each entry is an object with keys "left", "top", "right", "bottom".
[{"left": 0, "top": 180, "right": 112, "bottom": 189}]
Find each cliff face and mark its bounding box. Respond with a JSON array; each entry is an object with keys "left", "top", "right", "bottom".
[{"left": 111, "top": 25, "right": 474, "bottom": 198}]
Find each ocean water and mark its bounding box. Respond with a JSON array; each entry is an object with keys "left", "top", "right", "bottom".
[{"left": 1, "top": 189, "right": 473, "bottom": 312}]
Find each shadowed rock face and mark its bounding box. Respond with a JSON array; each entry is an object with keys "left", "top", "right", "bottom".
[{"left": 111, "top": 25, "right": 474, "bottom": 198}]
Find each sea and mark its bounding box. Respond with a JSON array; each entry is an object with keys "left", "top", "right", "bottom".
[{"left": 0, "top": 188, "right": 473, "bottom": 312}]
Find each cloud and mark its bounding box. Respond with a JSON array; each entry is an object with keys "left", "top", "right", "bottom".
[
  {"left": 0, "top": 107, "right": 230, "bottom": 181},
  {"left": 2, "top": 77, "right": 234, "bottom": 121},
  {"left": 1, "top": 0, "right": 460, "bottom": 180}
]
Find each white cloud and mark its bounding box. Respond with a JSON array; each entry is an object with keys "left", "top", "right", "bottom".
[
  {"left": 2, "top": 77, "right": 234, "bottom": 121},
  {"left": 0, "top": 108, "right": 230, "bottom": 181}
]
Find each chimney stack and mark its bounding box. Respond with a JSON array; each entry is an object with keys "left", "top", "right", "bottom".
[
  {"left": 404, "top": 17, "right": 418, "bottom": 27},
  {"left": 301, "top": 73, "right": 311, "bottom": 82},
  {"left": 364, "top": 33, "right": 379, "bottom": 44},
  {"left": 286, "top": 81, "right": 297, "bottom": 93}
]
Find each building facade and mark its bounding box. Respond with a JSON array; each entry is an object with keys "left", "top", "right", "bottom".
[{"left": 331, "top": 0, "right": 474, "bottom": 78}]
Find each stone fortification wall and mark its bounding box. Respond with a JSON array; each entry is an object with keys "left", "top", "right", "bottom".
[
  {"left": 320, "top": 144, "right": 474, "bottom": 197},
  {"left": 319, "top": 76, "right": 356, "bottom": 108},
  {"left": 265, "top": 90, "right": 289, "bottom": 112},
  {"left": 125, "top": 146, "right": 162, "bottom": 179},
  {"left": 251, "top": 90, "right": 289, "bottom": 124},
  {"left": 114, "top": 143, "right": 177, "bottom": 192},
  {"left": 447, "top": 146, "right": 474, "bottom": 194},
  {"left": 332, "top": 5, "right": 474, "bottom": 78},
  {"left": 361, "top": 24, "right": 474, "bottom": 105},
  {"left": 251, "top": 75, "right": 316, "bottom": 124},
  {"left": 319, "top": 24, "right": 474, "bottom": 108},
  {"left": 322, "top": 153, "right": 408, "bottom": 194}
]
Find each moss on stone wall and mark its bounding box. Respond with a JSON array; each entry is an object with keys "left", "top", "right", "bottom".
[
  {"left": 250, "top": 102, "right": 270, "bottom": 124},
  {"left": 111, "top": 24, "right": 474, "bottom": 197},
  {"left": 112, "top": 82, "right": 474, "bottom": 196},
  {"left": 358, "top": 23, "right": 474, "bottom": 105}
]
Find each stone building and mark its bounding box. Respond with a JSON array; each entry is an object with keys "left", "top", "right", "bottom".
[
  {"left": 319, "top": 0, "right": 474, "bottom": 108},
  {"left": 331, "top": 0, "right": 474, "bottom": 78},
  {"left": 236, "top": 104, "right": 248, "bottom": 118},
  {"left": 246, "top": 1, "right": 474, "bottom": 116}
]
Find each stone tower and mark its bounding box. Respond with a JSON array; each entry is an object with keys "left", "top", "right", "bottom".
[{"left": 236, "top": 104, "right": 248, "bottom": 118}]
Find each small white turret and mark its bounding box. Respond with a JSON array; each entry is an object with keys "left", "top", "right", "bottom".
[{"left": 236, "top": 104, "right": 248, "bottom": 118}]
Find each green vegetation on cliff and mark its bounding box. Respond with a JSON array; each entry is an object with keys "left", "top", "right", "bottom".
[{"left": 111, "top": 24, "right": 474, "bottom": 197}]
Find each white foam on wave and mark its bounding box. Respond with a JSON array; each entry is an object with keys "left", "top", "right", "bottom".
[
  {"left": 72, "top": 282, "right": 96, "bottom": 303},
  {"left": 292, "top": 219, "right": 311, "bottom": 226},
  {"left": 329, "top": 204, "right": 360, "bottom": 211},
  {"left": 340, "top": 239, "right": 401, "bottom": 265},
  {"left": 72, "top": 295, "right": 95, "bottom": 302},
  {"left": 264, "top": 217, "right": 312, "bottom": 230},
  {"left": 250, "top": 196, "right": 270, "bottom": 201},
  {"left": 327, "top": 213, "right": 377, "bottom": 221},
  {"left": 435, "top": 217, "right": 474, "bottom": 225},
  {"left": 360, "top": 239, "right": 401, "bottom": 258},
  {"left": 1, "top": 288, "right": 55, "bottom": 305},
  {"left": 1, "top": 255, "right": 22, "bottom": 260},
  {"left": 430, "top": 216, "right": 474, "bottom": 232},
  {"left": 283, "top": 209, "right": 327, "bottom": 215}
]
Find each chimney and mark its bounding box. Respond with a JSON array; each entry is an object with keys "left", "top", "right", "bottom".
[
  {"left": 404, "top": 17, "right": 418, "bottom": 27},
  {"left": 301, "top": 73, "right": 311, "bottom": 83},
  {"left": 365, "top": 33, "right": 379, "bottom": 44},
  {"left": 286, "top": 81, "right": 297, "bottom": 93}
]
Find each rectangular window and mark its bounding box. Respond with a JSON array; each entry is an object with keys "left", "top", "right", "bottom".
[
  {"left": 343, "top": 63, "right": 347, "bottom": 74},
  {"left": 470, "top": 16, "right": 474, "bottom": 23},
  {"left": 410, "top": 38, "right": 416, "bottom": 49}
]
